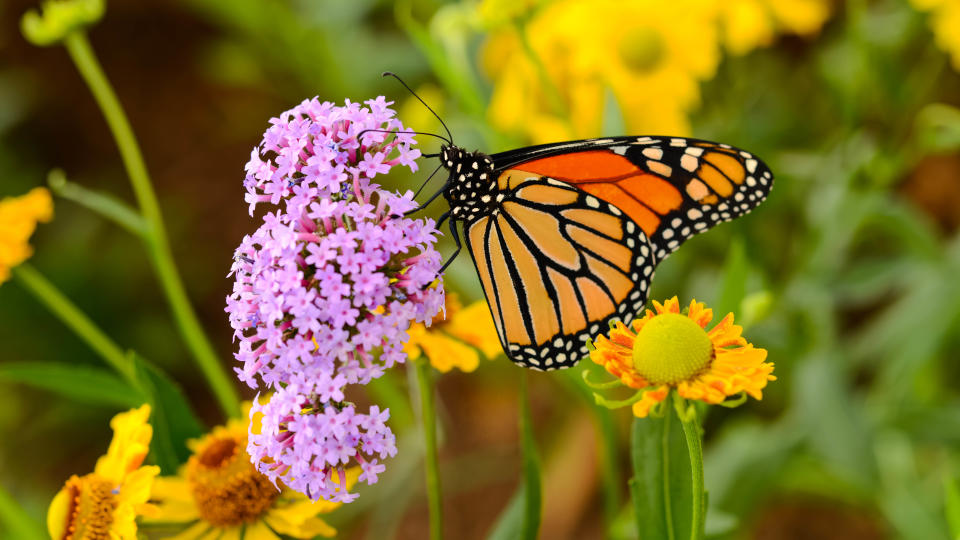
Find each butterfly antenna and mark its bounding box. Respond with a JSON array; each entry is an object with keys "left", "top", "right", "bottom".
[
  {"left": 382, "top": 71, "right": 453, "bottom": 145},
  {"left": 357, "top": 128, "right": 451, "bottom": 145}
]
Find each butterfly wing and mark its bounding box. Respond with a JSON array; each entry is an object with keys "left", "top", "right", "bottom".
[
  {"left": 491, "top": 136, "right": 774, "bottom": 262},
  {"left": 463, "top": 175, "right": 653, "bottom": 370}
]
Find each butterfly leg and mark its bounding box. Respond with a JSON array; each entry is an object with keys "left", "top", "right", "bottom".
[
  {"left": 404, "top": 179, "right": 451, "bottom": 216},
  {"left": 436, "top": 216, "right": 461, "bottom": 277}
]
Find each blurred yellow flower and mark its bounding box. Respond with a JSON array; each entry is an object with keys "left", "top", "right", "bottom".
[
  {"left": 911, "top": 0, "right": 960, "bottom": 71},
  {"left": 0, "top": 187, "right": 53, "bottom": 284},
  {"left": 482, "top": 0, "right": 720, "bottom": 144},
  {"left": 590, "top": 297, "right": 775, "bottom": 417},
  {"left": 716, "top": 0, "right": 833, "bottom": 55},
  {"left": 47, "top": 404, "right": 159, "bottom": 540},
  {"left": 405, "top": 293, "right": 502, "bottom": 372},
  {"left": 147, "top": 403, "right": 357, "bottom": 539}
]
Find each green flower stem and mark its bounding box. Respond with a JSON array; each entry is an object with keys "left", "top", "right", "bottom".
[
  {"left": 0, "top": 482, "right": 45, "bottom": 540},
  {"left": 518, "top": 371, "right": 542, "bottom": 539},
  {"left": 660, "top": 403, "right": 677, "bottom": 540},
  {"left": 674, "top": 394, "right": 706, "bottom": 540},
  {"left": 414, "top": 360, "right": 443, "bottom": 540},
  {"left": 12, "top": 263, "right": 135, "bottom": 383},
  {"left": 47, "top": 169, "right": 146, "bottom": 236},
  {"left": 61, "top": 31, "right": 240, "bottom": 418}
]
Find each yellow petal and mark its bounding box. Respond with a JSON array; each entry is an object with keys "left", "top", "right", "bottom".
[
  {"left": 163, "top": 521, "right": 214, "bottom": 540},
  {"left": 245, "top": 520, "right": 283, "bottom": 540},
  {"left": 146, "top": 476, "right": 201, "bottom": 523},
  {"left": 46, "top": 486, "right": 70, "bottom": 540},
  {"left": 95, "top": 404, "right": 153, "bottom": 483},
  {"left": 445, "top": 301, "right": 503, "bottom": 360},
  {"left": 419, "top": 332, "right": 481, "bottom": 373},
  {"left": 264, "top": 512, "right": 337, "bottom": 539}
]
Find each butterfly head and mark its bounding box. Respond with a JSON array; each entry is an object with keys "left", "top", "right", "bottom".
[{"left": 438, "top": 145, "right": 498, "bottom": 221}]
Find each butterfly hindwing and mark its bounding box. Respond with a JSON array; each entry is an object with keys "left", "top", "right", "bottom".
[
  {"left": 463, "top": 174, "right": 653, "bottom": 370},
  {"left": 493, "top": 136, "right": 774, "bottom": 264}
]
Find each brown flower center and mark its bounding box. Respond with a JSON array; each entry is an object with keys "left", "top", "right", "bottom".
[
  {"left": 57, "top": 474, "right": 117, "bottom": 540},
  {"left": 188, "top": 435, "right": 280, "bottom": 527}
]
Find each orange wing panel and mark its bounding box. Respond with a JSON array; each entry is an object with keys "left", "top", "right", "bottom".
[
  {"left": 578, "top": 183, "right": 660, "bottom": 236},
  {"left": 616, "top": 174, "right": 683, "bottom": 215},
  {"left": 514, "top": 151, "right": 639, "bottom": 181}
]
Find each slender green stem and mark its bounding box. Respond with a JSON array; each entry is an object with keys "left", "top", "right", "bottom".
[
  {"left": 61, "top": 31, "right": 240, "bottom": 418},
  {"left": 0, "top": 482, "right": 44, "bottom": 540},
  {"left": 674, "top": 394, "right": 705, "bottom": 540},
  {"left": 12, "top": 264, "right": 135, "bottom": 383},
  {"left": 415, "top": 360, "right": 443, "bottom": 540},
  {"left": 518, "top": 371, "right": 542, "bottom": 539},
  {"left": 47, "top": 169, "right": 147, "bottom": 236},
  {"left": 661, "top": 400, "right": 676, "bottom": 540}
]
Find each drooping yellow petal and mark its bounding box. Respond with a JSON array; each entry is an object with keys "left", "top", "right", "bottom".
[
  {"left": 245, "top": 520, "right": 283, "bottom": 540},
  {"left": 46, "top": 487, "right": 70, "bottom": 540},
  {"left": 445, "top": 300, "right": 503, "bottom": 360},
  {"left": 162, "top": 520, "right": 214, "bottom": 540},
  {"left": 419, "top": 332, "right": 482, "bottom": 373},
  {"left": 264, "top": 512, "right": 338, "bottom": 539},
  {"left": 632, "top": 386, "right": 670, "bottom": 418},
  {"left": 147, "top": 476, "right": 201, "bottom": 523},
  {"left": 94, "top": 404, "right": 153, "bottom": 484}
]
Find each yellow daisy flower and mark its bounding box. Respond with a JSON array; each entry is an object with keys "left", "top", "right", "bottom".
[
  {"left": 590, "top": 297, "right": 775, "bottom": 417},
  {"left": 47, "top": 404, "right": 160, "bottom": 540},
  {"left": 405, "top": 293, "right": 502, "bottom": 373},
  {"left": 911, "top": 0, "right": 960, "bottom": 71},
  {"left": 0, "top": 187, "right": 53, "bottom": 284},
  {"left": 147, "top": 403, "right": 357, "bottom": 539},
  {"left": 716, "top": 0, "right": 832, "bottom": 55},
  {"left": 483, "top": 0, "right": 720, "bottom": 143}
]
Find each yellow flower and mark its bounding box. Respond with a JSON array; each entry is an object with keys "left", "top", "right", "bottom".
[
  {"left": 483, "top": 0, "right": 720, "bottom": 143},
  {"left": 590, "top": 297, "right": 775, "bottom": 417},
  {"left": 0, "top": 187, "right": 53, "bottom": 284},
  {"left": 911, "top": 0, "right": 960, "bottom": 71},
  {"left": 405, "top": 293, "right": 502, "bottom": 372},
  {"left": 147, "top": 403, "right": 357, "bottom": 539},
  {"left": 47, "top": 404, "right": 160, "bottom": 540},
  {"left": 716, "top": 0, "right": 832, "bottom": 55}
]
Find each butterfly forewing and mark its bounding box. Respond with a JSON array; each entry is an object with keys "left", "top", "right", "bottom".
[{"left": 492, "top": 136, "right": 774, "bottom": 263}]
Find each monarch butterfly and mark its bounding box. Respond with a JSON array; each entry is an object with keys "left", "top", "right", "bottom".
[{"left": 387, "top": 76, "right": 774, "bottom": 371}]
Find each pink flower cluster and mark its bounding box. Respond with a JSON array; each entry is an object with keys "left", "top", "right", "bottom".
[{"left": 227, "top": 97, "right": 443, "bottom": 501}]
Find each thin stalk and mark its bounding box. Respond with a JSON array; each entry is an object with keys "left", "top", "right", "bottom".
[
  {"left": 13, "top": 264, "right": 134, "bottom": 383},
  {"left": 61, "top": 31, "right": 240, "bottom": 418},
  {"left": 674, "top": 394, "right": 705, "bottom": 540},
  {"left": 415, "top": 360, "right": 443, "bottom": 540},
  {"left": 661, "top": 402, "right": 677, "bottom": 540},
  {"left": 518, "top": 371, "right": 542, "bottom": 539}
]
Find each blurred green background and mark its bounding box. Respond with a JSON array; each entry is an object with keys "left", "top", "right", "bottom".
[{"left": 2, "top": 0, "right": 960, "bottom": 538}]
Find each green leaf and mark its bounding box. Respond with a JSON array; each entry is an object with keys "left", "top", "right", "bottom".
[
  {"left": 715, "top": 235, "right": 748, "bottom": 319},
  {"left": 944, "top": 477, "right": 960, "bottom": 540},
  {"left": 130, "top": 352, "right": 205, "bottom": 473},
  {"left": 0, "top": 361, "right": 142, "bottom": 408},
  {"left": 915, "top": 103, "right": 960, "bottom": 154},
  {"left": 486, "top": 486, "right": 525, "bottom": 540},
  {"left": 518, "top": 373, "right": 542, "bottom": 540},
  {"left": 630, "top": 407, "right": 694, "bottom": 540},
  {"left": 0, "top": 482, "right": 44, "bottom": 540}
]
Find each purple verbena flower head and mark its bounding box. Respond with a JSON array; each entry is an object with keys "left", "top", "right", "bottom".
[
  {"left": 248, "top": 388, "right": 396, "bottom": 502},
  {"left": 228, "top": 97, "right": 444, "bottom": 502}
]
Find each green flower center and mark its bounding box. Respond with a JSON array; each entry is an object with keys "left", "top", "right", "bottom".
[
  {"left": 619, "top": 26, "right": 666, "bottom": 73},
  {"left": 632, "top": 313, "right": 713, "bottom": 385}
]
